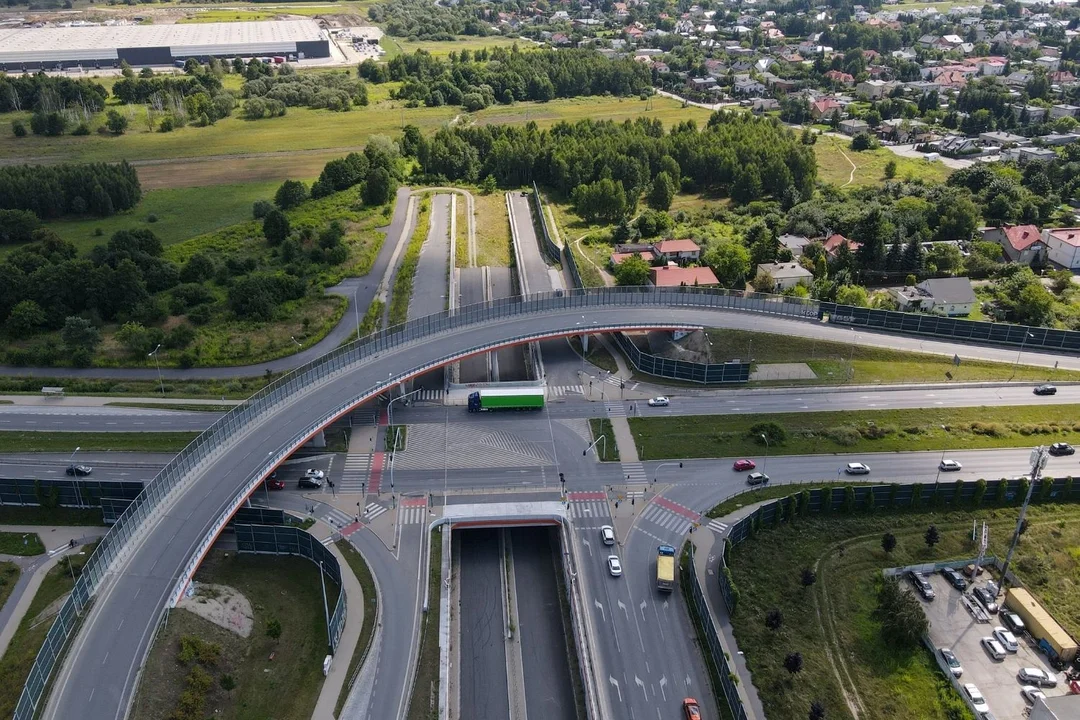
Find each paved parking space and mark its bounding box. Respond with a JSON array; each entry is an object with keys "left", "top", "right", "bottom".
[{"left": 920, "top": 573, "right": 1069, "bottom": 720}]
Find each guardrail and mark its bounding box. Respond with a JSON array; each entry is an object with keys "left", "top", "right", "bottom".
[
  {"left": 12, "top": 285, "right": 1061, "bottom": 719},
  {"left": 531, "top": 182, "right": 561, "bottom": 263}
]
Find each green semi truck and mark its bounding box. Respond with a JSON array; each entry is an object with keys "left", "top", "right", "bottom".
[{"left": 467, "top": 387, "right": 545, "bottom": 412}]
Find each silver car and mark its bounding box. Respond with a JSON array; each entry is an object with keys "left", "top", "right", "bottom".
[{"left": 1017, "top": 667, "right": 1057, "bottom": 688}]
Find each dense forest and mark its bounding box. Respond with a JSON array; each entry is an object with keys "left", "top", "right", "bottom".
[
  {"left": 360, "top": 47, "right": 652, "bottom": 108},
  {"left": 242, "top": 71, "right": 368, "bottom": 112},
  {"left": 0, "top": 73, "right": 107, "bottom": 113},
  {"left": 366, "top": 0, "right": 495, "bottom": 39},
  {"left": 413, "top": 112, "right": 816, "bottom": 212},
  {"left": 0, "top": 162, "right": 141, "bottom": 219}
]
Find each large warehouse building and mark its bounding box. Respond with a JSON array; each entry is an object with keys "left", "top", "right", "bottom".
[{"left": 0, "top": 19, "right": 331, "bottom": 71}]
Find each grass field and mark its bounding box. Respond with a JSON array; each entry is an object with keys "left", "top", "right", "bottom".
[
  {"left": 0, "top": 532, "right": 45, "bottom": 556},
  {"left": 0, "top": 374, "right": 272, "bottom": 399},
  {"left": 587, "top": 418, "right": 620, "bottom": 461},
  {"left": 628, "top": 404, "right": 1080, "bottom": 459},
  {"left": 0, "top": 541, "right": 98, "bottom": 719},
  {"left": 724, "top": 501, "right": 1076, "bottom": 720},
  {"left": 334, "top": 540, "right": 378, "bottom": 716},
  {"left": 0, "top": 507, "right": 107, "bottom": 526},
  {"left": 381, "top": 35, "right": 524, "bottom": 59},
  {"left": 0, "top": 431, "right": 198, "bottom": 453},
  {"left": 703, "top": 328, "right": 1080, "bottom": 386},
  {"left": 388, "top": 197, "right": 431, "bottom": 325},
  {"left": 131, "top": 550, "right": 336, "bottom": 720},
  {"left": 455, "top": 192, "right": 469, "bottom": 268},
  {"left": 813, "top": 136, "right": 953, "bottom": 187},
  {"left": 134, "top": 153, "right": 335, "bottom": 189},
  {"left": 0, "top": 563, "right": 18, "bottom": 619},
  {"left": 406, "top": 528, "right": 442, "bottom": 720},
  {"left": 473, "top": 191, "right": 512, "bottom": 266}
]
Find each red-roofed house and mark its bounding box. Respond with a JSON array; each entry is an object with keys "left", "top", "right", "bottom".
[
  {"left": 823, "top": 233, "right": 861, "bottom": 257},
  {"left": 810, "top": 98, "right": 842, "bottom": 120},
  {"left": 825, "top": 70, "right": 855, "bottom": 86},
  {"left": 1042, "top": 227, "right": 1080, "bottom": 269},
  {"left": 649, "top": 265, "right": 719, "bottom": 287},
  {"left": 982, "top": 224, "right": 1046, "bottom": 266},
  {"left": 653, "top": 239, "right": 701, "bottom": 263},
  {"left": 609, "top": 251, "right": 654, "bottom": 266}
]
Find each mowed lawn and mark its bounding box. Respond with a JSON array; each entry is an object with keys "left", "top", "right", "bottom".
[
  {"left": 813, "top": 135, "right": 954, "bottom": 187},
  {"left": 382, "top": 35, "right": 525, "bottom": 59}
]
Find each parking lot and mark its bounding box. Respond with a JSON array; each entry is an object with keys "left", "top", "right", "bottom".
[{"left": 919, "top": 572, "right": 1069, "bottom": 719}]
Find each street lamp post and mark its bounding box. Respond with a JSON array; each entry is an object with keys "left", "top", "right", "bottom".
[
  {"left": 760, "top": 433, "right": 770, "bottom": 475},
  {"left": 148, "top": 344, "right": 164, "bottom": 397},
  {"left": 652, "top": 461, "right": 683, "bottom": 485},
  {"left": 387, "top": 388, "right": 420, "bottom": 429},
  {"left": 1010, "top": 332, "right": 1035, "bottom": 380},
  {"left": 290, "top": 336, "right": 302, "bottom": 349},
  {"left": 68, "top": 445, "right": 81, "bottom": 509}
]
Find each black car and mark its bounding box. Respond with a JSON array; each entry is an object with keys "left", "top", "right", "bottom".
[
  {"left": 973, "top": 586, "right": 999, "bottom": 614},
  {"left": 1001, "top": 611, "right": 1026, "bottom": 635},
  {"left": 1034, "top": 384, "right": 1057, "bottom": 396},
  {"left": 908, "top": 571, "right": 936, "bottom": 600},
  {"left": 66, "top": 465, "right": 92, "bottom": 476},
  {"left": 1049, "top": 442, "right": 1075, "bottom": 456},
  {"left": 297, "top": 476, "right": 323, "bottom": 489},
  {"left": 942, "top": 567, "right": 967, "bottom": 591}
]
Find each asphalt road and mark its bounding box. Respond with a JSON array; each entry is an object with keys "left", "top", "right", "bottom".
[
  {"left": 410, "top": 193, "right": 452, "bottom": 391},
  {"left": 0, "top": 452, "right": 173, "bottom": 483},
  {"left": 458, "top": 528, "right": 511, "bottom": 720},
  {"left": 509, "top": 191, "right": 553, "bottom": 295},
  {"left": 490, "top": 267, "right": 528, "bottom": 381},
  {"left": 458, "top": 267, "right": 489, "bottom": 383}
]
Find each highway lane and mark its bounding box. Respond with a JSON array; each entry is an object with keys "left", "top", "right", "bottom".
[
  {"left": 0, "top": 452, "right": 173, "bottom": 482},
  {"left": 458, "top": 528, "right": 511, "bottom": 720},
  {"left": 0, "top": 404, "right": 217, "bottom": 431}
]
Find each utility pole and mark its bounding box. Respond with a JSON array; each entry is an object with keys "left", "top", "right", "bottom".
[{"left": 999, "top": 445, "right": 1048, "bottom": 597}]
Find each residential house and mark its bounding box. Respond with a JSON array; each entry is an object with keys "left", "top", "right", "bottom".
[
  {"left": 839, "top": 118, "right": 870, "bottom": 136},
  {"left": 733, "top": 77, "right": 765, "bottom": 95},
  {"left": 1051, "top": 104, "right": 1080, "bottom": 119},
  {"left": 653, "top": 239, "right": 701, "bottom": 264},
  {"left": 856, "top": 79, "right": 896, "bottom": 99},
  {"left": 1036, "top": 56, "right": 1061, "bottom": 73},
  {"left": 751, "top": 98, "right": 780, "bottom": 113},
  {"left": 823, "top": 233, "right": 861, "bottom": 257},
  {"left": 648, "top": 265, "right": 719, "bottom": 287},
  {"left": 979, "top": 131, "right": 1030, "bottom": 148},
  {"left": 756, "top": 262, "right": 813, "bottom": 291},
  {"left": 779, "top": 233, "right": 811, "bottom": 257},
  {"left": 1050, "top": 70, "right": 1076, "bottom": 86},
  {"left": 982, "top": 224, "right": 1047, "bottom": 265},
  {"left": 825, "top": 70, "right": 855, "bottom": 86},
  {"left": 688, "top": 76, "right": 717, "bottom": 91},
  {"left": 810, "top": 98, "right": 842, "bottom": 120},
  {"left": 889, "top": 277, "right": 977, "bottom": 316},
  {"left": 878, "top": 118, "right": 931, "bottom": 143},
  {"left": 1001, "top": 146, "right": 1058, "bottom": 165},
  {"left": 1041, "top": 227, "right": 1080, "bottom": 269},
  {"left": 1012, "top": 104, "right": 1048, "bottom": 124},
  {"left": 977, "top": 57, "right": 1007, "bottom": 75}
]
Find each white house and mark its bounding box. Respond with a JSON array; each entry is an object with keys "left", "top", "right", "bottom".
[
  {"left": 756, "top": 262, "right": 813, "bottom": 291},
  {"left": 1042, "top": 227, "right": 1080, "bottom": 269},
  {"left": 889, "top": 277, "right": 977, "bottom": 316}
]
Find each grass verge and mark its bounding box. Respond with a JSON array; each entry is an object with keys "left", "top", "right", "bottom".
[
  {"left": 389, "top": 199, "right": 432, "bottom": 326},
  {"left": 334, "top": 540, "right": 379, "bottom": 717},
  {"left": 324, "top": 426, "right": 353, "bottom": 454},
  {"left": 0, "top": 375, "right": 273, "bottom": 399},
  {"left": 679, "top": 542, "right": 735, "bottom": 720},
  {"left": 587, "top": 419, "right": 621, "bottom": 462},
  {"left": 0, "top": 532, "right": 45, "bottom": 556},
  {"left": 568, "top": 336, "right": 618, "bottom": 374},
  {"left": 104, "top": 402, "right": 234, "bottom": 412},
  {"left": 472, "top": 191, "right": 512, "bottom": 267},
  {"left": 0, "top": 432, "right": 198, "bottom": 453},
  {"left": 0, "top": 507, "right": 106, "bottom": 526},
  {"left": 385, "top": 426, "right": 407, "bottom": 452},
  {"left": 703, "top": 328, "right": 1080, "bottom": 386},
  {"left": 0, "top": 562, "right": 19, "bottom": 615},
  {"left": 629, "top": 404, "right": 1080, "bottom": 460},
  {"left": 131, "top": 550, "right": 337, "bottom": 720},
  {"left": 406, "top": 528, "right": 442, "bottom": 720},
  {"left": 455, "top": 193, "right": 469, "bottom": 268},
  {"left": 342, "top": 299, "right": 386, "bottom": 346},
  {"left": 0, "top": 541, "right": 98, "bottom": 719}
]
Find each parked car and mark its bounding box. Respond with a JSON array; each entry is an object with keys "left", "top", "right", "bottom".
[
  {"left": 973, "top": 586, "right": 999, "bottom": 614},
  {"left": 746, "top": 472, "right": 770, "bottom": 486},
  {"left": 607, "top": 555, "right": 623, "bottom": 577},
  {"left": 963, "top": 683, "right": 989, "bottom": 713},
  {"left": 1002, "top": 611, "right": 1026, "bottom": 635},
  {"left": 66, "top": 465, "right": 92, "bottom": 476},
  {"left": 1034, "top": 384, "right": 1057, "bottom": 396},
  {"left": 1049, "top": 442, "right": 1075, "bottom": 456},
  {"left": 733, "top": 459, "right": 756, "bottom": 471},
  {"left": 908, "top": 571, "right": 935, "bottom": 600},
  {"left": 298, "top": 475, "right": 323, "bottom": 489},
  {"left": 939, "top": 647, "right": 963, "bottom": 678},
  {"left": 304, "top": 469, "right": 325, "bottom": 480},
  {"left": 682, "top": 698, "right": 701, "bottom": 720},
  {"left": 981, "top": 637, "right": 1007, "bottom": 661},
  {"left": 1020, "top": 686, "right": 1047, "bottom": 705},
  {"left": 941, "top": 567, "right": 967, "bottom": 591},
  {"left": 844, "top": 462, "right": 871, "bottom": 475},
  {"left": 600, "top": 525, "right": 615, "bottom": 546},
  {"left": 264, "top": 477, "right": 286, "bottom": 490},
  {"left": 938, "top": 459, "right": 963, "bottom": 472},
  {"left": 647, "top": 396, "right": 669, "bottom": 407},
  {"left": 1017, "top": 667, "right": 1057, "bottom": 688},
  {"left": 992, "top": 627, "right": 1018, "bottom": 652}
]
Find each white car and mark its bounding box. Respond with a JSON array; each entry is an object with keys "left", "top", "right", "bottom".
[
  {"left": 304, "top": 469, "right": 326, "bottom": 480},
  {"left": 938, "top": 459, "right": 963, "bottom": 472},
  {"left": 607, "top": 555, "right": 623, "bottom": 577},
  {"left": 981, "top": 636, "right": 1006, "bottom": 661},
  {"left": 939, "top": 648, "right": 962, "bottom": 678},
  {"left": 647, "top": 396, "right": 669, "bottom": 407},
  {"left": 844, "top": 462, "right": 871, "bottom": 475},
  {"left": 600, "top": 525, "right": 616, "bottom": 546},
  {"left": 993, "top": 626, "right": 1018, "bottom": 653},
  {"left": 1018, "top": 667, "right": 1057, "bottom": 688},
  {"left": 1021, "top": 685, "right": 1047, "bottom": 705},
  {"left": 963, "top": 683, "right": 989, "bottom": 714}
]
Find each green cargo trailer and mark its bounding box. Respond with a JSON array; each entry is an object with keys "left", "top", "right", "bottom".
[{"left": 467, "top": 387, "right": 545, "bottom": 412}]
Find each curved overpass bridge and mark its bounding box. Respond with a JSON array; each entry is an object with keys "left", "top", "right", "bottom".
[{"left": 13, "top": 288, "right": 1075, "bottom": 720}]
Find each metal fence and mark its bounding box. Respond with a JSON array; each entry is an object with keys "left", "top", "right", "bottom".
[
  {"left": 0, "top": 477, "right": 144, "bottom": 508},
  {"left": 821, "top": 302, "right": 1080, "bottom": 352},
  {"left": 531, "top": 181, "right": 562, "bottom": 263},
  {"left": 12, "top": 286, "right": 1064, "bottom": 719},
  {"left": 685, "top": 543, "right": 748, "bottom": 720},
  {"left": 234, "top": 525, "right": 346, "bottom": 652},
  {"left": 612, "top": 332, "right": 750, "bottom": 384}
]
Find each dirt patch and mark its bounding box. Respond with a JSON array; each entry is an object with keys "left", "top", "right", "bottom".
[{"left": 177, "top": 582, "right": 253, "bottom": 638}]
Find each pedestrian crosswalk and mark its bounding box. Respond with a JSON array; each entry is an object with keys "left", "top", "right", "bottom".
[
  {"left": 605, "top": 401, "right": 626, "bottom": 418},
  {"left": 322, "top": 506, "right": 355, "bottom": 529},
  {"left": 362, "top": 502, "right": 387, "bottom": 521},
  {"left": 400, "top": 505, "right": 427, "bottom": 525},
  {"left": 639, "top": 503, "right": 694, "bottom": 535},
  {"left": 707, "top": 518, "right": 730, "bottom": 535},
  {"left": 621, "top": 462, "right": 648, "bottom": 486},
  {"left": 567, "top": 499, "right": 610, "bottom": 525},
  {"left": 340, "top": 453, "right": 372, "bottom": 493}
]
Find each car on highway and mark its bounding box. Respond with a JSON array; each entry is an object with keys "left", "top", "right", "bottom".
[
  {"left": 647, "top": 396, "right": 670, "bottom": 407},
  {"left": 1020, "top": 686, "right": 1047, "bottom": 705},
  {"left": 264, "top": 477, "right": 286, "bottom": 490},
  {"left": 1049, "top": 442, "right": 1075, "bottom": 456},
  {"left": 941, "top": 567, "right": 967, "bottom": 590},
  {"left": 993, "top": 626, "right": 1018, "bottom": 653},
  {"left": 746, "top": 472, "right": 770, "bottom": 486},
  {"left": 1018, "top": 667, "right": 1057, "bottom": 688},
  {"left": 973, "top": 586, "right": 999, "bottom": 614},
  {"left": 1002, "top": 611, "right": 1026, "bottom": 635},
  {"left": 607, "top": 555, "right": 623, "bottom": 577},
  {"left": 939, "top": 647, "right": 963, "bottom": 678},
  {"left": 600, "top": 525, "right": 615, "bottom": 546},
  {"left": 66, "top": 465, "right": 92, "bottom": 476},
  {"left": 963, "top": 683, "right": 989, "bottom": 714},
  {"left": 682, "top": 698, "right": 701, "bottom": 720},
  {"left": 733, "top": 459, "right": 756, "bottom": 472},
  {"left": 844, "top": 462, "right": 871, "bottom": 475},
  {"left": 1034, "top": 384, "right": 1057, "bottom": 395},
  {"left": 298, "top": 475, "right": 323, "bottom": 489},
  {"left": 304, "top": 469, "right": 325, "bottom": 481},
  {"left": 938, "top": 459, "right": 963, "bottom": 472},
  {"left": 981, "top": 636, "right": 1007, "bottom": 661},
  {"left": 908, "top": 571, "right": 936, "bottom": 600}
]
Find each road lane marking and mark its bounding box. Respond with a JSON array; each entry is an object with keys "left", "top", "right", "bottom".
[{"left": 609, "top": 677, "right": 622, "bottom": 702}]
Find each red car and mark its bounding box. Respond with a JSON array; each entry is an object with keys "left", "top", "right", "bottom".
[
  {"left": 732, "top": 459, "right": 756, "bottom": 472},
  {"left": 264, "top": 477, "right": 285, "bottom": 490},
  {"left": 683, "top": 698, "right": 701, "bottom": 720}
]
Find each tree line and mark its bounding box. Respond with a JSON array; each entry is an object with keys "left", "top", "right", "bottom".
[
  {"left": 242, "top": 71, "right": 368, "bottom": 112},
  {"left": 0, "top": 73, "right": 107, "bottom": 113},
  {"left": 0, "top": 161, "right": 141, "bottom": 219}
]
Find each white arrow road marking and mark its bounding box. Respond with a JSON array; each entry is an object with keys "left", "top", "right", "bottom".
[
  {"left": 609, "top": 677, "right": 622, "bottom": 702},
  {"left": 618, "top": 599, "right": 629, "bottom": 620},
  {"left": 685, "top": 674, "right": 692, "bottom": 687},
  {"left": 663, "top": 600, "right": 669, "bottom": 611},
  {"left": 639, "top": 599, "right": 648, "bottom": 621},
  {"left": 659, "top": 676, "right": 668, "bottom": 702},
  {"left": 594, "top": 599, "right": 605, "bottom": 622},
  {"left": 582, "top": 537, "right": 593, "bottom": 557},
  {"left": 635, "top": 676, "right": 647, "bottom": 700}
]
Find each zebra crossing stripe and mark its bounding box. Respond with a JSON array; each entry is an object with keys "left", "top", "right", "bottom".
[
  {"left": 363, "top": 503, "right": 387, "bottom": 520},
  {"left": 707, "top": 519, "right": 729, "bottom": 534}
]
